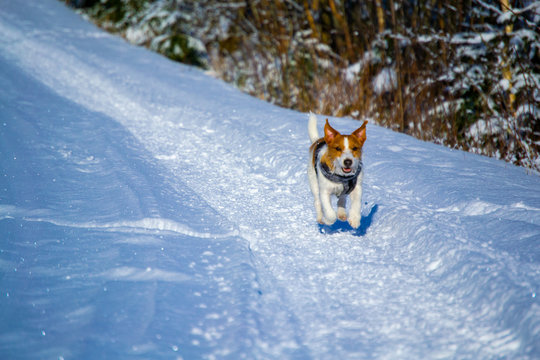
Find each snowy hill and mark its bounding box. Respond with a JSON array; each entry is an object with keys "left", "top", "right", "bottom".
[{"left": 1, "top": 1, "right": 539, "bottom": 359}]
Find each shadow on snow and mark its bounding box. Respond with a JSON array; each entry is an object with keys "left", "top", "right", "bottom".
[{"left": 318, "top": 203, "right": 379, "bottom": 236}]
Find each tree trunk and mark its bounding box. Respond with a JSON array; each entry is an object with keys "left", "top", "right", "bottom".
[
  {"left": 328, "top": 0, "right": 354, "bottom": 61},
  {"left": 389, "top": 0, "right": 405, "bottom": 132},
  {"left": 500, "top": 0, "right": 515, "bottom": 113},
  {"left": 375, "top": 0, "right": 385, "bottom": 34}
]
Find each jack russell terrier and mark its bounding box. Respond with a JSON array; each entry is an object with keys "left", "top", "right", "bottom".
[{"left": 308, "top": 113, "right": 367, "bottom": 229}]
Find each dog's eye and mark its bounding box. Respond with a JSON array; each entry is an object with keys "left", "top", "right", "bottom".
[
  {"left": 352, "top": 147, "right": 358, "bottom": 151},
  {"left": 335, "top": 146, "right": 342, "bottom": 151}
]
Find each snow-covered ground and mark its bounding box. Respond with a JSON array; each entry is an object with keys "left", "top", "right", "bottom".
[{"left": 1, "top": 1, "right": 539, "bottom": 359}]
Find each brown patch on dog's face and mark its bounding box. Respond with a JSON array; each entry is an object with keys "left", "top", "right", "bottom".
[
  {"left": 322, "top": 119, "right": 343, "bottom": 171},
  {"left": 346, "top": 135, "right": 363, "bottom": 156}
]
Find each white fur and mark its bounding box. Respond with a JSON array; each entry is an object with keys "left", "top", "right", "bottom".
[
  {"left": 307, "top": 114, "right": 364, "bottom": 229},
  {"left": 308, "top": 112, "right": 319, "bottom": 143}
]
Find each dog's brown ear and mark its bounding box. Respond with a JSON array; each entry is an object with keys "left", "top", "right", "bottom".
[
  {"left": 352, "top": 120, "right": 368, "bottom": 146},
  {"left": 324, "top": 119, "right": 340, "bottom": 143}
]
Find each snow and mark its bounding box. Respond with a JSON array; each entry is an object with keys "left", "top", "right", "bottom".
[
  {"left": 1, "top": 1, "right": 540, "bottom": 359},
  {"left": 372, "top": 67, "right": 397, "bottom": 95}
]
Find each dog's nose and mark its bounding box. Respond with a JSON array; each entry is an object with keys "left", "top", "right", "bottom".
[{"left": 344, "top": 159, "right": 352, "bottom": 167}]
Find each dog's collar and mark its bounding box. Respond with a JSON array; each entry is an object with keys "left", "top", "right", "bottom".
[{"left": 319, "top": 163, "right": 361, "bottom": 195}]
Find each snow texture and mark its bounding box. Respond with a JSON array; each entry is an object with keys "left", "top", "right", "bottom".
[{"left": 0, "top": 1, "right": 539, "bottom": 359}]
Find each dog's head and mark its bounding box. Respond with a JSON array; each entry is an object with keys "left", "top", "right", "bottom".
[{"left": 321, "top": 119, "right": 367, "bottom": 176}]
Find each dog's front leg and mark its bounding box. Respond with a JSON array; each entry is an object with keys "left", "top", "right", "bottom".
[
  {"left": 320, "top": 189, "right": 337, "bottom": 225},
  {"left": 308, "top": 165, "right": 324, "bottom": 224},
  {"left": 337, "top": 195, "right": 347, "bottom": 221},
  {"left": 313, "top": 198, "right": 324, "bottom": 224},
  {"left": 348, "top": 183, "right": 363, "bottom": 229}
]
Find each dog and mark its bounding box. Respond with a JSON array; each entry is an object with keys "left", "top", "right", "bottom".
[{"left": 308, "top": 113, "right": 367, "bottom": 229}]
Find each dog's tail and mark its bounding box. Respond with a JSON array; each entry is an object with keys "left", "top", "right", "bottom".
[{"left": 308, "top": 112, "right": 320, "bottom": 143}]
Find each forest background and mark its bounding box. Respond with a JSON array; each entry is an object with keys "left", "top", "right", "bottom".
[{"left": 66, "top": 0, "right": 539, "bottom": 171}]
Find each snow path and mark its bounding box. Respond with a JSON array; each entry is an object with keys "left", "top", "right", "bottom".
[{"left": 1, "top": 1, "right": 539, "bottom": 359}]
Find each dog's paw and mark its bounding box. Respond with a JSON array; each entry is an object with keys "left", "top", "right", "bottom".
[
  {"left": 323, "top": 212, "right": 337, "bottom": 225},
  {"left": 348, "top": 215, "right": 361, "bottom": 229},
  {"left": 337, "top": 208, "right": 347, "bottom": 221}
]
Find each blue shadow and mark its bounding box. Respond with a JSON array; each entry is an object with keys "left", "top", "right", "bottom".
[{"left": 318, "top": 204, "right": 378, "bottom": 236}]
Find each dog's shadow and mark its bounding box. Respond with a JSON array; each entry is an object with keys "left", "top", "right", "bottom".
[{"left": 318, "top": 203, "right": 378, "bottom": 236}]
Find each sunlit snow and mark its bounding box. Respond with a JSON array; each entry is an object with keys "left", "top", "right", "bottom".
[{"left": 1, "top": 1, "right": 539, "bottom": 359}]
